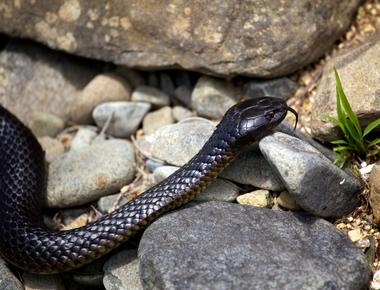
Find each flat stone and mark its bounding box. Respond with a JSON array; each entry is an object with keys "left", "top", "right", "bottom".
[
  {"left": 47, "top": 139, "right": 135, "bottom": 207},
  {"left": 259, "top": 132, "right": 361, "bottom": 217},
  {"left": 139, "top": 202, "right": 370, "bottom": 290},
  {"left": 143, "top": 106, "right": 174, "bottom": 135},
  {"left": 131, "top": 86, "right": 170, "bottom": 108},
  {"left": 191, "top": 76, "right": 238, "bottom": 119},
  {"left": 139, "top": 119, "right": 215, "bottom": 166},
  {"left": 93, "top": 101, "right": 151, "bottom": 138},
  {"left": 311, "top": 38, "right": 380, "bottom": 141},
  {"left": 70, "top": 72, "right": 132, "bottom": 124},
  {"left": 103, "top": 250, "right": 143, "bottom": 290},
  {"left": 28, "top": 111, "right": 65, "bottom": 137},
  {"left": 0, "top": 1, "right": 361, "bottom": 77}
]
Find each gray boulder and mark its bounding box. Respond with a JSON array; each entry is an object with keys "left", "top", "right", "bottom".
[
  {"left": 0, "top": 1, "right": 361, "bottom": 77},
  {"left": 139, "top": 202, "right": 370, "bottom": 290}
]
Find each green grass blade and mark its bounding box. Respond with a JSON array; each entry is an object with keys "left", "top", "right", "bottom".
[
  {"left": 334, "top": 68, "right": 362, "bottom": 135},
  {"left": 367, "top": 138, "right": 380, "bottom": 148},
  {"left": 333, "top": 145, "right": 351, "bottom": 152},
  {"left": 320, "top": 114, "right": 340, "bottom": 125},
  {"left": 344, "top": 119, "right": 362, "bottom": 143},
  {"left": 331, "top": 140, "right": 348, "bottom": 145},
  {"left": 363, "top": 118, "right": 380, "bottom": 137}
]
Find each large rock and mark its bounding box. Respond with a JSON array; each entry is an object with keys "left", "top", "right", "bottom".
[
  {"left": 0, "top": 1, "right": 361, "bottom": 77},
  {"left": 311, "top": 38, "right": 380, "bottom": 141},
  {"left": 139, "top": 202, "right": 370, "bottom": 290}
]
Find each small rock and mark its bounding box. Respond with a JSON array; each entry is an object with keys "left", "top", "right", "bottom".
[
  {"left": 47, "top": 139, "right": 135, "bottom": 208},
  {"left": 72, "top": 274, "right": 104, "bottom": 288},
  {"left": 348, "top": 228, "right": 364, "bottom": 243},
  {"left": 139, "top": 119, "right": 215, "bottom": 166},
  {"left": 70, "top": 128, "right": 98, "bottom": 151},
  {"left": 356, "top": 237, "right": 371, "bottom": 249},
  {"left": 371, "top": 269, "right": 380, "bottom": 290},
  {"left": 0, "top": 257, "right": 23, "bottom": 290},
  {"left": 196, "top": 179, "right": 240, "bottom": 202},
  {"left": 70, "top": 73, "right": 132, "bottom": 124},
  {"left": 191, "top": 76, "right": 239, "bottom": 119},
  {"left": 173, "top": 71, "right": 194, "bottom": 107},
  {"left": 147, "top": 73, "right": 160, "bottom": 88},
  {"left": 131, "top": 86, "right": 170, "bottom": 108},
  {"left": 369, "top": 163, "right": 380, "bottom": 224},
  {"left": 237, "top": 190, "right": 272, "bottom": 208},
  {"left": 92, "top": 102, "right": 151, "bottom": 138},
  {"left": 38, "top": 136, "right": 65, "bottom": 162},
  {"left": 145, "top": 159, "right": 165, "bottom": 172},
  {"left": 23, "top": 273, "right": 65, "bottom": 290},
  {"left": 103, "top": 250, "right": 143, "bottom": 290},
  {"left": 172, "top": 106, "right": 193, "bottom": 122},
  {"left": 159, "top": 73, "right": 175, "bottom": 96},
  {"left": 114, "top": 67, "right": 146, "bottom": 88},
  {"left": 139, "top": 202, "right": 370, "bottom": 290},
  {"left": 153, "top": 166, "right": 239, "bottom": 202},
  {"left": 59, "top": 207, "right": 89, "bottom": 226},
  {"left": 28, "top": 111, "right": 65, "bottom": 137},
  {"left": 153, "top": 166, "right": 179, "bottom": 183},
  {"left": 276, "top": 191, "right": 301, "bottom": 211},
  {"left": 98, "top": 192, "right": 128, "bottom": 214},
  {"left": 259, "top": 132, "right": 361, "bottom": 218},
  {"left": 173, "top": 85, "right": 193, "bottom": 108},
  {"left": 143, "top": 106, "right": 174, "bottom": 135},
  {"left": 243, "top": 77, "right": 297, "bottom": 100},
  {"left": 221, "top": 144, "right": 284, "bottom": 191}
]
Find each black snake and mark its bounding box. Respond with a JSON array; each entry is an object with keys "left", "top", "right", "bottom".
[{"left": 0, "top": 97, "right": 296, "bottom": 274}]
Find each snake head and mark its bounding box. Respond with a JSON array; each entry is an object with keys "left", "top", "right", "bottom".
[{"left": 226, "top": 97, "right": 297, "bottom": 144}]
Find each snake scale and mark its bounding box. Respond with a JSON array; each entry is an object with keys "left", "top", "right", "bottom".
[{"left": 0, "top": 97, "right": 296, "bottom": 274}]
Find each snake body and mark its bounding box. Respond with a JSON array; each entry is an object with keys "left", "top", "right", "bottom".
[{"left": 0, "top": 97, "right": 295, "bottom": 274}]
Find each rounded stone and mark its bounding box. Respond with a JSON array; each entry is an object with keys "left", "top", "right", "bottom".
[{"left": 70, "top": 73, "right": 132, "bottom": 124}]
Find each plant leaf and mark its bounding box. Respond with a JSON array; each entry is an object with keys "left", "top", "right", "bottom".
[
  {"left": 363, "top": 118, "right": 380, "bottom": 137},
  {"left": 333, "top": 145, "right": 351, "bottom": 152},
  {"left": 334, "top": 68, "right": 362, "bottom": 135},
  {"left": 331, "top": 140, "right": 348, "bottom": 145},
  {"left": 344, "top": 119, "right": 364, "bottom": 152},
  {"left": 367, "top": 138, "right": 380, "bottom": 148},
  {"left": 320, "top": 114, "right": 340, "bottom": 125}
]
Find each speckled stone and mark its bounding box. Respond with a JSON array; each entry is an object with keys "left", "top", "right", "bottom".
[
  {"left": 47, "top": 139, "right": 135, "bottom": 207},
  {"left": 139, "top": 202, "right": 370, "bottom": 289}
]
